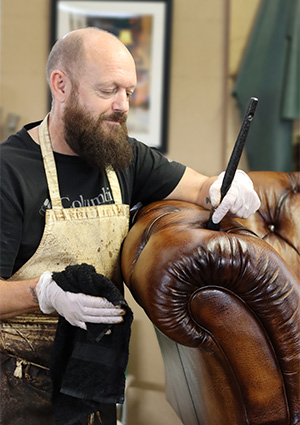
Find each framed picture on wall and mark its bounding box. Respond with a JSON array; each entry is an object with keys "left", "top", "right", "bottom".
[{"left": 50, "top": 0, "right": 173, "bottom": 153}]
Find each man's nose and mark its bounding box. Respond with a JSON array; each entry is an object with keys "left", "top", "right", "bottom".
[{"left": 112, "top": 90, "right": 129, "bottom": 114}]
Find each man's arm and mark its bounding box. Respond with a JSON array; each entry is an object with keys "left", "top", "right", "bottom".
[
  {"left": 0, "top": 275, "right": 126, "bottom": 330},
  {"left": 0, "top": 277, "right": 40, "bottom": 319},
  {"left": 166, "top": 167, "right": 260, "bottom": 223},
  {"left": 165, "top": 167, "right": 216, "bottom": 208}
]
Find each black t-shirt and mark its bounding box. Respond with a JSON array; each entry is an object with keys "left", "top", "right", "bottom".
[{"left": 0, "top": 122, "right": 185, "bottom": 278}]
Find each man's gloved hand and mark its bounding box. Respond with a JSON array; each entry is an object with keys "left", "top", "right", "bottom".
[
  {"left": 36, "top": 271, "right": 125, "bottom": 330},
  {"left": 209, "top": 169, "right": 261, "bottom": 224}
]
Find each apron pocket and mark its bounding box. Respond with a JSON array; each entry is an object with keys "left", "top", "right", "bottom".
[{"left": 0, "top": 353, "right": 55, "bottom": 425}]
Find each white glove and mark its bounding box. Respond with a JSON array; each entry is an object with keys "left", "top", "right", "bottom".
[
  {"left": 36, "top": 271, "right": 125, "bottom": 330},
  {"left": 209, "top": 170, "right": 261, "bottom": 224}
]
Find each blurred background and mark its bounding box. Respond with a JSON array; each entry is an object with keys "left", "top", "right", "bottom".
[{"left": 1, "top": 1, "right": 299, "bottom": 424}]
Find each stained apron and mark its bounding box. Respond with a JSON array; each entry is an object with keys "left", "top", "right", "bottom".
[{"left": 0, "top": 115, "right": 130, "bottom": 425}]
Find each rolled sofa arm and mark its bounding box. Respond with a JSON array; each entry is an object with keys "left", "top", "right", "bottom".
[{"left": 121, "top": 200, "right": 300, "bottom": 423}]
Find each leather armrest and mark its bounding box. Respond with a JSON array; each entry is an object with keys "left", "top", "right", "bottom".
[{"left": 121, "top": 200, "right": 300, "bottom": 420}]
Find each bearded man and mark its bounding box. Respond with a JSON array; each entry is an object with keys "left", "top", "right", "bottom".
[{"left": 0, "top": 28, "right": 260, "bottom": 425}]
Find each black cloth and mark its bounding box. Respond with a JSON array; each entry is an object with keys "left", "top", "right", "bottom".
[
  {"left": 50, "top": 263, "right": 133, "bottom": 425},
  {"left": 0, "top": 121, "right": 185, "bottom": 278}
]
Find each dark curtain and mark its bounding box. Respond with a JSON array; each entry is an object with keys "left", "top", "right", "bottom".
[{"left": 232, "top": 0, "right": 300, "bottom": 171}]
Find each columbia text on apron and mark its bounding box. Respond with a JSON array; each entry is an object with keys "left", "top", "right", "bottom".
[{"left": 0, "top": 115, "right": 130, "bottom": 425}]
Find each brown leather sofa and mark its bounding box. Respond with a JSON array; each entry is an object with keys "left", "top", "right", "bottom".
[{"left": 121, "top": 171, "right": 300, "bottom": 425}]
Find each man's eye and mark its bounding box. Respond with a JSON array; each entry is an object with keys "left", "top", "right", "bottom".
[{"left": 101, "top": 90, "right": 114, "bottom": 96}]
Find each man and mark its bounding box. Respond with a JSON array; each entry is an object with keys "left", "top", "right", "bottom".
[{"left": 0, "top": 28, "right": 260, "bottom": 425}]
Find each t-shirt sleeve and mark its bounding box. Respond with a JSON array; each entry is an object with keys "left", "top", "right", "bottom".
[
  {"left": 0, "top": 173, "right": 23, "bottom": 278},
  {"left": 0, "top": 130, "right": 45, "bottom": 278},
  {"left": 130, "top": 139, "right": 186, "bottom": 206}
]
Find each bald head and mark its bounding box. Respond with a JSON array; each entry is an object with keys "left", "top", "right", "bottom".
[{"left": 46, "top": 27, "right": 135, "bottom": 92}]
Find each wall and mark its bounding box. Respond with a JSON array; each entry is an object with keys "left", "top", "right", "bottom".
[
  {"left": 1, "top": 0, "right": 229, "bottom": 175},
  {"left": 0, "top": 0, "right": 50, "bottom": 131},
  {"left": 0, "top": 1, "right": 260, "bottom": 424},
  {"left": 167, "top": 0, "right": 230, "bottom": 175}
]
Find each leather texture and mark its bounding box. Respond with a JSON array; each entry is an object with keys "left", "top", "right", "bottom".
[{"left": 121, "top": 171, "right": 300, "bottom": 425}]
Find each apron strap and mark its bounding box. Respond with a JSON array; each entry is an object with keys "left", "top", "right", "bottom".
[
  {"left": 38, "top": 115, "right": 123, "bottom": 208},
  {"left": 38, "top": 115, "right": 63, "bottom": 209},
  {"left": 106, "top": 167, "right": 122, "bottom": 205}
]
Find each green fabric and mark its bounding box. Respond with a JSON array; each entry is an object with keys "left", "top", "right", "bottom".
[{"left": 232, "top": 0, "right": 300, "bottom": 172}]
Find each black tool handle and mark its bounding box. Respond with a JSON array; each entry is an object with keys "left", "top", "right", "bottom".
[{"left": 207, "top": 97, "right": 258, "bottom": 230}]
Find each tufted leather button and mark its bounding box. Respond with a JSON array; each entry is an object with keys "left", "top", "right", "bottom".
[{"left": 268, "top": 224, "right": 275, "bottom": 232}]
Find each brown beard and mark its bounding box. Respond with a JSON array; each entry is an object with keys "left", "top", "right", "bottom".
[{"left": 62, "top": 97, "right": 133, "bottom": 172}]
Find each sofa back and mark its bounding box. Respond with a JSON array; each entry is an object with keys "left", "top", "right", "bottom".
[{"left": 238, "top": 171, "right": 300, "bottom": 275}]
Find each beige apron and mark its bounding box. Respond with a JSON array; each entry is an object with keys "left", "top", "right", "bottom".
[{"left": 0, "top": 115, "right": 130, "bottom": 424}]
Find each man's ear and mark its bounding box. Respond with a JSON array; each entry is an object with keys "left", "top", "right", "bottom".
[{"left": 50, "top": 70, "right": 71, "bottom": 103}]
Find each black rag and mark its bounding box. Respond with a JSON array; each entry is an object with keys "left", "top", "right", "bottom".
[{"left": 49, "top": 263, "right": 133, "bottom": 425}]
